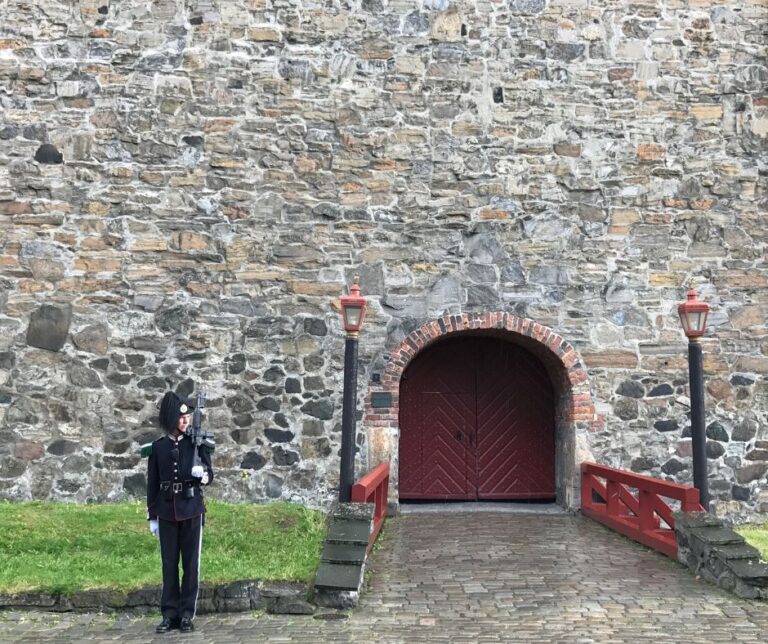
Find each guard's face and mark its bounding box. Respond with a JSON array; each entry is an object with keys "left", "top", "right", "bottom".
[{"left": 177, "top": 413, "right": 191, "bottom": 433}]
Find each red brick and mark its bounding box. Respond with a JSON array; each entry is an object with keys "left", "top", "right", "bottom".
[
  {"left": 568, "top": 369, "right": 588, "bottom": 385},
  {"left": 589, "top": 419, "right": 606, "bottom": 432}
]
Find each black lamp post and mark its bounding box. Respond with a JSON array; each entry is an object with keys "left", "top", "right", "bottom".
[
  {"left": 677, "top": 286, "right": 711, "bottom": 509},
  {"left": 338, "top": 277, "right": 368, "bottom": 502}
]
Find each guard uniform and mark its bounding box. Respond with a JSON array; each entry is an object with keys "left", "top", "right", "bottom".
[{"left": 146, "top": 393, "right": 214, "bottom": 630}]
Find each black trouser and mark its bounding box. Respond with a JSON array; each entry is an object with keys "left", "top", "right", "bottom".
[{"left": 159, "top": 515, "right": 203, "bottom": 620}]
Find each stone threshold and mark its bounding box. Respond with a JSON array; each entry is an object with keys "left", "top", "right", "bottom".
[
  {"left": 0, "top": 579, "right": 315, "bottom": 615},
  {"left": 398, "top": 501, "right": 569, "bottom": 515}
]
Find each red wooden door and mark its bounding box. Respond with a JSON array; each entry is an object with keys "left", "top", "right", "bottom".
[
  {"left": 399, "top": 339, "right": 476, "bottom": 500},
  {"left": 399, "top": 336, "right": 554, "bottom": 500},
  {"left": 418, "top": 392, "right": 475, "bottom": 499},
  {"left": 476, "top": 341, "right": 555, "bottom": 499}
]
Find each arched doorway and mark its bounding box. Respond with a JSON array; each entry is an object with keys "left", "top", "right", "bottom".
[
  {"left": 399, "top": 334, "right": 555, "bottom": 501},
  {"left": 363, "top": 311, "right": 600, "bottom": 510}
]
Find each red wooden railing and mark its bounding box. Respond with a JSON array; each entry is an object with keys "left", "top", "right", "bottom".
[
  {"left": 351, "top": 463, "right": 390, "bottom": 552},
  {"left": 581, "top": 462, "right": 705, "bottom": 558}
]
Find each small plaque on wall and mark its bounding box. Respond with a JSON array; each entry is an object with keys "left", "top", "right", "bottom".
[{"left": 371, "top": 392, "right": 392, "bottom": 409}]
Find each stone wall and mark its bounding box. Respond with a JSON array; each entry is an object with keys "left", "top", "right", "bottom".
[{"left": 0, "top": 1, "right": 766, "bottom": 518}]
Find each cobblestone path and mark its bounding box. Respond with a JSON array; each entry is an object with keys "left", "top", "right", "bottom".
[{"left": 1, "top": 512, "right": 767, "bottom": 642}]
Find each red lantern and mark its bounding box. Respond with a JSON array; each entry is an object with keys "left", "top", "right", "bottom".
[
  {"left": 677, "top": 288, "right": 710, "bottom": 340},
  {"left": 340, "top": 278, "right": 367, "bottom": 335}
]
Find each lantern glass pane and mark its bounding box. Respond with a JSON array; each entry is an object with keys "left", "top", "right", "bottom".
[
  {"left": 345, "top": 305, "right": 361, "bottom": 328},
  {"left": 688, "top": 311, "right": 703, "bottom": 332},
  {"left": 680, "top": 312, "right": 690, "bottom": 333}
]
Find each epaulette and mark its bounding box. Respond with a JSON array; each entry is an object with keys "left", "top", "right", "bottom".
[
  {"left": 140, "top": 436, "right": 163, "bottom": 458},
  {"left": 202, "top": 437, "right": 215, "bottom": 452}
]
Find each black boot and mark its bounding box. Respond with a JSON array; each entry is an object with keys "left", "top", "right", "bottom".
[
  {"left": 180, "top": 616, "right": 194, "bottom": 632},
  {"left": 156, "top": 617, "right": 177, "bottom": 633}
]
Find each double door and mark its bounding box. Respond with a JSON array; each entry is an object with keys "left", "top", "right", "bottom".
[{"left": 399, "top": 336, "right": 555, "bottom": 500}]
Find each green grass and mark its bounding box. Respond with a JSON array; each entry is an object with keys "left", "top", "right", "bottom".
[
  {"left": 0, "top": 500, "right": 325, "bottom": 595},
  {"left": 737, "top": 521, "right": 768, "bottom": 560}
]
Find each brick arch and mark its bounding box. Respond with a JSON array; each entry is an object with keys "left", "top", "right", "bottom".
[{"left": 363, "top": 312, "right": 602, "bottom": 509}]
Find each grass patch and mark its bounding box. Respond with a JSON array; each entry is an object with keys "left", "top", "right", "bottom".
[
  {"left": 736, "top": 521, "right": 768, "bottom": 560},
  {"left": 0, "top": 500, "right": 325, "bottom": 595}
]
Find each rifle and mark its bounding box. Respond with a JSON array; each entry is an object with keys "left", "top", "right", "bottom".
[{"left": 186, "top": 388, "right": 215, "bottom": 498}]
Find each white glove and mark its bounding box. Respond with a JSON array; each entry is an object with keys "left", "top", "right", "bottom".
[
  {"left": 149, "top": 519, "right": 159, "bottom": 537},
  {"left": 191, "top": 465, "right": 205, "bottom": 479}
]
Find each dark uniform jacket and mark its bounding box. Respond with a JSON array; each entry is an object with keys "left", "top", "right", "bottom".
[{"left": 147, "top": 434, "right": 214, "bottom": 522}]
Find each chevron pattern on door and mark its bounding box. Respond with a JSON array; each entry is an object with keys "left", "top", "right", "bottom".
[
  {"left": 476, "top": 341, "right": 555, "bottom": 498},
  {"left": 399, "top": 335, "right": 555, "bottom": 501},
  {"left": 419, "top": 392, "right": 475, "bottom": 499},
  {"left": 399, "top": 338, "right": 475, "bottom": 499}
]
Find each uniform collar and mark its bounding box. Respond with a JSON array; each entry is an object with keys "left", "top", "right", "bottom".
[{"left": 167, "top": 433, "right": 186, "bottom": 442}]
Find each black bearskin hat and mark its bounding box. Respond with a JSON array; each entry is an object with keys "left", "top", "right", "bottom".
[{"left": 158, "top": 391, "right": 195, "bottom": 433}]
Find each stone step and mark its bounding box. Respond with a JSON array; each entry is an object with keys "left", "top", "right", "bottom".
[
  {"left": 689, "top": 526, "right": 744, "bottom": 547},
  {"left": 712, "top": 542, "right": 762, "bottom": 562},
  {"left": 672, "top": 511, "right": 721, "bottom": 529},
  {"left": 321, "top": 541, "right": 367, "bottom": 566},
  {"left": 314, "top": 562, "right": 364, "bottom": 592},
  {"left": 326, "top": 519, "right": 371, "bottom": 546},
  {"left": 330, "top": 502, "right": 375, "bottom": 522},
  {"left": 726, "top": 559, "right": 768, "bottom": 587}
]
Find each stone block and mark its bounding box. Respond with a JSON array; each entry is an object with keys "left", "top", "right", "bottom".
[
  {"left": 430, "top": 12, "right": 462, "bottom": 42},
  {"left": 261, "top": 581, "right": 307, "bottom": 599},
  {"left": 0, "top": 591, "right": 58, "bottom": 609},
  {"left": 69, "top": 590, "right": 128, "bottom": 609},
  {"left": 124, "top": 586, "right": 161, "bottom": 607},
  {"left": 691, "top": 104, "right": 723, "bottom": 120},
  {"left": 637, "top": 143, "right": 665, "bottom": 160},
  {"left": 314, "top": 588, "right": 359, "bottom": 609},
  {"left": 34, "top": 144, "right": 63, "bottom": 164},
  {"left": 216, "top": 597, "right": 251, "bottom": 612},
  {"left": 248, "top": 26, "right": 281, "bottom": 41},
  {"left": 554, "top": 143, "right": 582, "bottom": 157},
  {"left": 26, "top": 304, "right": 72, "bottom": 352},
  {"left": 733, "top": 578, "right": 764, "bottom": 600},
  {"left": 581, "top": 351, "right": 639, "bottom": 369},
  {"left": 267, "top": 596, "right": 315, "bottom": 614},
  {"left": 735, "top": 462, "right": 768, "bottom": 484}
]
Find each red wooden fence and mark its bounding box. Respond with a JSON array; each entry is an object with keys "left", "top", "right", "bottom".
[
  {"left": 581, "top": 462, "right": 705, "bottom": 558},
  {"left": 351, "top": 463, "right": 390, "bottom": 552}
]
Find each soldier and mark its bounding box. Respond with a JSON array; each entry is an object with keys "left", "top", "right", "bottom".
[{"left": 146, "top": 391, "right": 214, "bottom": 634}]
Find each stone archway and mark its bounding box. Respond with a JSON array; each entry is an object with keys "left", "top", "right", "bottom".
[{"left": 363, "top": 312, "right": 602, "bottom": 510}]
